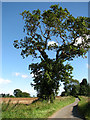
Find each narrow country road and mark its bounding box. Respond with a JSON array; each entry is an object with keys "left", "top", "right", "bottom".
[{"left": 48, "top": 98, "right": 85, "bottom": 120}]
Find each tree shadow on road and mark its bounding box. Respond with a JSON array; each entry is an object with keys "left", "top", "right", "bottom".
[{"left": 72, "top": 104, "right": 85, "bottom": 120}]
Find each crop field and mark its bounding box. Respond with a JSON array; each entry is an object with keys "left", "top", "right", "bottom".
[
  {"left": 1, "top": 96, "right": 75, "bottom": 118},
  {"left": 0, "top": 97, "right": 38, "bottom": 104},
  {"left": 0, "top": 96, "right": 62, "bottom": 104}
]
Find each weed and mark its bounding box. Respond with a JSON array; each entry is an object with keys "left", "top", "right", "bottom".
[
  {"left": 2, "top": 96, "right": 75, "bottom": 118},
  {"left": 78, "top": 96, "right": 90, "bottom": 120},
  {"left": 2, "top": 99, "right": 11, "bottom": 111},
  {"left": 11, "top": 100, "right": 19, "bottom": 110}
]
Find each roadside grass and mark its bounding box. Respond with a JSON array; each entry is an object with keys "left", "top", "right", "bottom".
[
  {"left": 78, "top": 96, "right": 90, "bottom": 120},
  {"left": 1, "top": 96, "right": 75, "bottom": 118}
]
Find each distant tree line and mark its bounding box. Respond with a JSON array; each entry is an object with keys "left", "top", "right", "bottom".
[
  {"left": 0, "top": 93, "right": 14, "bottom": 98},
  {"left": 61, "top": 78, "right": 90, "bottom": 97},
  {"left": 0, "top": 89, "right": 31, "bottom": 98},
  {"left": 13, "top": 89, "right": 31, "bottom": 97},
  {"left": 1, "top": 79, "right": 89, "bottom": 98}
]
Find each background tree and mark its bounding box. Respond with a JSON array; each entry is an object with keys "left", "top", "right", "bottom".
[
  {"left": 87, "top": 83, "right": 90, "bottom": 97},
  {"left": 0, "top": 93, "right": 6, "bottom": 97},
  {"left": 22, "top": 92, "right": 30, "bottom": 98},
  {"left": 79, "top": 78, "right": 89, "bottom": 96},
  {"left": 13, "top": 89, "right": 23, "bottom": 97},
  {"left": 0, "top": 93, "right": 14, "bottom": 98},
  {"left": 61, "top": 79, "right": 79, "bottom": 96},
  {"left": 13, "top": 4, "right": 90, "bottom": 102},
  {"left": 61, "top": 78, "right": 89, "bottom": 97},
  {"left": 70, "top": 85, "right": 80, "bottom": 97},
  {"left": 13, "top": 89, "right": 31, "bottom": 97}
]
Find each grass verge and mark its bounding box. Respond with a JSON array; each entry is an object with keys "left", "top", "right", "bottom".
[
  {"left": 1, "top": 96, "right": 75, "bottom": 118},
  {"left": 78, "top": 96, "right": 90, "bottom": 120}
]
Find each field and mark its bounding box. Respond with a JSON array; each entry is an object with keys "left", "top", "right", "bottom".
[
  {"left": 1, "top": 96, "right": 75, "bottom": 118},
  {"left": 0, "top": 97, "right": 38, "bottom": 104},
  {"left": 78, "top": 96, "right": 90, "bottom": 120}
]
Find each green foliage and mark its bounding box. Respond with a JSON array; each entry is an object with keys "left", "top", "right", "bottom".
[
  {"left": 2, "top": 100, "right": 12, "bottom": 112},
  {"left": 30, "top": 60, "right": 73, "bottom": 102},
  {"left": 79, "top": 79, "right": 90, "bottom": 96},
  {"left": 61, "top": 79, "right": 80, "bottom": 96},
  {"left": 71, "top": 85, "right": 80, "bottom": 96},
  {"left": 78, "top": 96, "right": 90, "bottom": 120},
  {"left": 13, "top": 89, "right": 22, "bottom": 97},
  {"left": 61, "top": 78, "right": 90, "bottom": 97},
  {"left": 13, "top": 89, "right": 30, "bottom": 98},
  {"left": 0, "top": 93, "right": 14, "bottom": 98},
  {"left": 2, "top": 96, "right": 75, "bottom": 118},
  {"left": 13, "top": 4, "right": 90, "bottom": 102},
  {"left": 22, "top": 92, "right": 30, "bottom": 98}
]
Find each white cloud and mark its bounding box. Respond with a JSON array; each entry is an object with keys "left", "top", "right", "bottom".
[
  {"left": 74, "top": 37, "right": 83, "bottom": 46},
  {"left": 0, "top": 78, "right": 11, "bottom": 85},
  {"left": 48, "top": 41, "right": 58, "bottom": 46},
  {"left": 76, "top": 37, "right": 83, "bottom": 44},
  {"left": 21, "top": 74, "right": 28, "bottom": 78},
  {"left": 14, "top": 72, "right": 31, "bottom": 79},
  {"left": 74, "top": 35, "right": 89, "bottom": 46},
  {"left": 86, "top": 63, "right": 90, "bottom": 69}
]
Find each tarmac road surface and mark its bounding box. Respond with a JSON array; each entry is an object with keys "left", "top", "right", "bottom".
[{"left": 48, "top": 98, "right": 85, "bottom": 120}]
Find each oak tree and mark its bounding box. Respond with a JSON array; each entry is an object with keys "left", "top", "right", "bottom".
[{"left": 13, "top": 4, "right": 90, "bottom": 102}]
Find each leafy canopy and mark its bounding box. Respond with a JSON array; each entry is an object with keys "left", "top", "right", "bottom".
[
  {"left": 13, "top": 4, "right": 90, "bottom": 102},
  {"left": 14, "top": 4, "right": 90, "bottom": 60}
]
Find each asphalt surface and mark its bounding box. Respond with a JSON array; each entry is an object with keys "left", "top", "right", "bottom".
[{"left": 48, "top": 98, "right": 85, "bottom": 120}]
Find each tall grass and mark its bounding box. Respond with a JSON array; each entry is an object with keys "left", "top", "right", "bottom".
[
  {"left": 1, "top": 96, "right": 75, "bottom": 118},
  {"left": 0, "top": 101, "right": 2, "bottom": 120},
  {"left": 78, "top": 96, "right": 90, "bottom": 120}
]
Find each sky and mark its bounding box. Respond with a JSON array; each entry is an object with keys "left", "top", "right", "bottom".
[{"left": 0, "top": 1, "right": 90, "bottom": 97}]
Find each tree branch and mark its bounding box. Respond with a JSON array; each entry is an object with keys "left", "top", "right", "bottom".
[
  {"left": 70, "top": 35, "right": 79, "bottom": 45},
  {"left": 56, "top": 47, "right": 63, "bottom": 60},
  {"left": 37, "top": 47, "right": 48, "bottom": 61}
]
